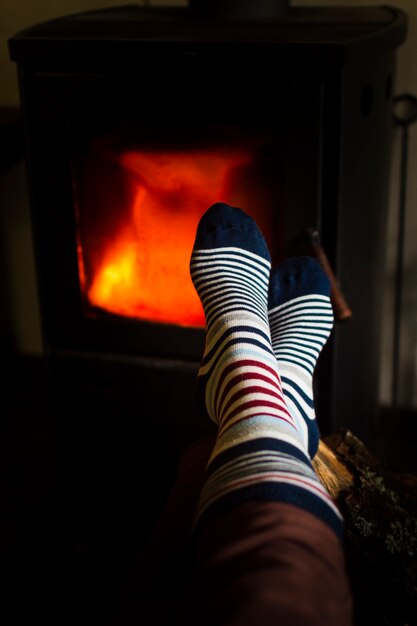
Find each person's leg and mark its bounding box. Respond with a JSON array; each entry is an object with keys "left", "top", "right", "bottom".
[
  {"left": 184, "top": 203, "right": 352, "bottom": 625},
  {"left": 128, "top": 256, "right": 334, "bottom": 572},
  {"left": 185, "top": 501, "right": 352, "bottom": 626},
  {"left": 191, "top": 204, "right": 341, "bottom": 533},
  {"left": 268, "top": 256, "right": 333, "bottom": 458}
]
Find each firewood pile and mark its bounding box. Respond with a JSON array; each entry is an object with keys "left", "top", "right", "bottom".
[{"left": 314, "top": 431, "right": 417, "bottom": 626}]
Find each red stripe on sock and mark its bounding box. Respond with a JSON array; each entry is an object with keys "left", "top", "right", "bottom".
[
  {"left": 217, "top": 372, "right": 282, "bottom": 417},
  {"left": 213, "top": 358, "right": 282, "bottom": 412},
  {"left": 220, "top": 384, "right": 287, "bottom": 419}
]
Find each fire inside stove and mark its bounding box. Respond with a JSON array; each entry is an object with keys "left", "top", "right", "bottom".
[{"left": 75, "top": 131, "right": 280, "bottom": 327}]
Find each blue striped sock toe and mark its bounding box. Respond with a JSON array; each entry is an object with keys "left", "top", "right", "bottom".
[
  {"left": 190, "top": 203, "right": 272, "bottom": 422},
  {"left": 268, "top": 257, "right": 334, "bottom": 459},
  {"left": 192, "top": 202, "right": 271, "bottom": 259}
]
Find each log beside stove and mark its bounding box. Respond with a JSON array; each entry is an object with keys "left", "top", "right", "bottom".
[{"left": 316, "top": 431, "right": 417, "bottom": 626}]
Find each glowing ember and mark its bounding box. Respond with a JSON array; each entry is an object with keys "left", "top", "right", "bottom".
[{"left": 79, "top": 141, "right": 276, "bottom": 327}]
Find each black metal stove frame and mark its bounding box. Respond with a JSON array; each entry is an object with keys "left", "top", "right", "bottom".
[{"left": 9, "top": 4, "right": 407, "bottom": 445}]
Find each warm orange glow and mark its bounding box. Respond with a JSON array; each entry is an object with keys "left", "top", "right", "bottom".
[{"left": 78, "top": 138, "right": 278, "bottom": 327}]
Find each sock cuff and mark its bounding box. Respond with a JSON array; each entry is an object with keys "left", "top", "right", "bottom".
[
  {"left": 194, "top": 480, "right": 344, "bottom": 541},
  {"left": 206, "top": 436, "right": 311, "bottom": 476},
  {"left": 194, "top": 439, "right": 343, "bottom": 541}
]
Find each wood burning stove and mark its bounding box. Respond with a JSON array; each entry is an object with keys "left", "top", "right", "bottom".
[
  {"left": 9, "top": 5, "right": 407, "bottom": 444},
  {"left": 7, "top": 9, "right": 408, "bottom": 613}
]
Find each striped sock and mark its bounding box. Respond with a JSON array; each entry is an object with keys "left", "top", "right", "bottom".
[
  {"left": 190, "top": 204, "right": 342, "bottom": 537},
  {"left": 268, "top": 257, "right": 334, "bottom": 459}
]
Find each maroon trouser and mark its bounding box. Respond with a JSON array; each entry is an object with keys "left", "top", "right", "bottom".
[{"left": 115, "top": 435, "right": 353, "bottom": 625}]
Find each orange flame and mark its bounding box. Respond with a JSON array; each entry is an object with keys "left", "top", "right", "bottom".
[{"left": 79, "top": 141, "right": 277, "bottom": 327}]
